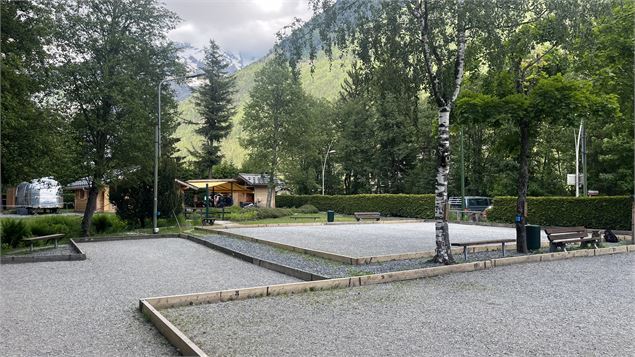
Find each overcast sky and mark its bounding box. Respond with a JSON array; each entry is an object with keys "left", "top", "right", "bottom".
[{"left": 163, "top": 0, "right": 314, "bottom": 59}]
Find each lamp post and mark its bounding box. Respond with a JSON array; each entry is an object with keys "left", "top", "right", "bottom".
[
  {"left": 154, "top": 73, "right": 204, "bottom": 233},
  {"left": 322, "top": 144, "right": 336, "bottom": 196}
]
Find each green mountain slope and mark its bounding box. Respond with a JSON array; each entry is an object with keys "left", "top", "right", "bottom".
[{"left": 174, "top": 52, "right": 351, "bottom": 166}]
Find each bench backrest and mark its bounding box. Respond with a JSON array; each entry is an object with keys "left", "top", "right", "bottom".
[
  {"left": 354, "top": 212, "right": 380, "bottom": 216},
  {"left": 544, "top": 227, "right": 587, "bottom": 241}
]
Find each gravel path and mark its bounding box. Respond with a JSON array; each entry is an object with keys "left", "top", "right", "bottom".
[
  {"left": 198, "top": 234, "right": 523, "bottom": 278},
  {"left": 163, "top": 253, "right": 635, "bottom": 356},
  {"left": 225, "top": 222, "right": 549, "bottom": 257},
  {"left": 0, "top": 238, "right": 298, "bottom": 357}
]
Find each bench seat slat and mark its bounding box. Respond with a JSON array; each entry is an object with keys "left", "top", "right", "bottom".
[
  {"left": 550, "top": 237, "right": 598, "bottom": 243},
  {"left": 451, "top": 239, "right": 515, "bottom": 246},
  {"left": 544, "top": 227, "right": 586, "bottom": 234},
  {"left": 547, "top": 232, "right": 587, "bottom": 240},
  {"left": 23, "top": 234, "right": 65, "bottom": 242}
]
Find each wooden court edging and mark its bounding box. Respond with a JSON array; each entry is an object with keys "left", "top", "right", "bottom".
[
  {"left": 179, "top": 234, "right": 328, "bottom": 281},
  {"left": 0, "top": 238, "right": 86, "bottom": 264},
  {"left": 194, "top": 226, "right": 553, "bottom": 265},
  {"left": 74, "top": 234, "right": 175, "bottom": 243},
  {"left": 139, "top": 300, "right": 207, "bottom": 357},
  {"left": 140, "top": 245, "right": 633, "bottom": 355}
]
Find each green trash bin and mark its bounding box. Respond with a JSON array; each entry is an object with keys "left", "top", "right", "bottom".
[
  {"left": 327, "top": 210, "right": 335, "bottom": 223},
  {"left": 526, "top": 224, "right": 541, "bottom": 250}
]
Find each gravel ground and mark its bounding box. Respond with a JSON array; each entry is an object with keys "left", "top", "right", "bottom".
[
  {"left": 0, "top": 238, "right": 298, "bottom": 357},
  {"left": 198, "top": 234, "right": 523, "bottom": 278},
  {"left": 163, "top": 253, "right": 635, "bottom": 356},
  {"left": 225, "top": 222, "right": 549, "bottom": 257}
]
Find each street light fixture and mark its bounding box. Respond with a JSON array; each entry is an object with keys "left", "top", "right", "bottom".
[
  {"left": 322, "top": 145, "right": 336, "bottom": 196},
  {"left": 154, "top": 72, "right": 205, "bottom": 234}
]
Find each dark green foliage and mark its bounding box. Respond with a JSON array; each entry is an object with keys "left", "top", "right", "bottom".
[
  {"left": 211, "top": 161, "right": 240, "bottom": 179},
  {"left": 27, "top": 216, "right": 82, "bottom": 237},
  {"left": 277, "top": 194, "right": 436, "bottom": 218},
  {"left": 296, "top": 204, "right": 319, "bottom": 214},
  {"left": 191, "top": 40, "right": 237, "bottom": 178},
  {"left": 1, "top": 219, "right": 30, "bottom": 248},
  {"left": 487, "top": 196, "right": 632, "bottom": 230},
  {"left": 92, "top": 214, "right": 126, "bottom": 234},
  {"left": 109, "top": 158, "right": 183, "bottom": 228}
]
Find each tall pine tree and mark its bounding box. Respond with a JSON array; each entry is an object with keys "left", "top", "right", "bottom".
[{"left": 191, "top": 40, "right": 236, "bottom": 178}]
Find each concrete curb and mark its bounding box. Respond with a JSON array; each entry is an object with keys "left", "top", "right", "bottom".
[
  {"left": 1, "top": 238, "right": 86, "bottom": 264},
  {"left": 179, "top": 234, "right": 327, "bottom": 281}
]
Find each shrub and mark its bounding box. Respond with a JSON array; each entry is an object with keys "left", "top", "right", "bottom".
[
  {"left": 1, "top": 219, "right": 30, "bottom": 248},
  {"left": 295, "top": 204, "right": 319, "bottom": 214},
  {"left": 26, "top": 216, "right": 82, "bottom": 238},
  {"left": 487, "top": 196, "right": 632, "bottom": 230},
  {"left": 277, "top": 194, "right": 436, "bottom": 218},
  {"left": 92, "top": 214, "right": 127, "bottom": 234}
]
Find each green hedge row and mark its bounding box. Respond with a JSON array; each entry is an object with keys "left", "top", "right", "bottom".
[
  {"left": 277, "top": 194, "right": 436, "bottom": 219},
  {"left": 487, "top": 196, "right": 632, "bottom": 230},
  {"left": 278, "top": 194, "right": 633, "bottom": 230}
]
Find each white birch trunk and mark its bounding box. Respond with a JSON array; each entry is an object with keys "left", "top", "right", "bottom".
[{"left": 434, "top": 109, "right": 454, "bottom": 263}]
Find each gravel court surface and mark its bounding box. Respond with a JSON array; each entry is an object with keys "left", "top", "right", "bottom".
[
  {"left": 0, "top": 238, "right": 299, "bottom": 357},
  {"left": 225, "top": 222, "right": 550, "bottom": 257},
  {"left": 163, "top": 253, "right": 635, "bottom": 357}
]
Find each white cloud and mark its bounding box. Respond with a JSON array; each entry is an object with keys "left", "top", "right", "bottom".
[{"left": 163, "top": 0, "right": 313, "bottom": 58}]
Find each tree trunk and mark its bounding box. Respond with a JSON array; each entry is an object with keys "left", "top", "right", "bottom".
[
  {"left": 434, "top": 108, "right": 454, "bottom": 264},
  {"left": 266, "top": 173, "right": 274, "bottom": 208},
  {"left": 81, "top": 184, "right": 99, "bottom": 237},
  {"left": 516, "top": 117, "right": 529, "bottom": 253}
]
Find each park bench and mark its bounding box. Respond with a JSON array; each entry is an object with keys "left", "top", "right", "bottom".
[
  {"left": 544, "top": 226, "right": 599, "bottom": 252},
  {"left": 290, "top": 216, "right": 320, "bottom": 221},
  {"left": 22, "top": 234, "right": 65, "bottom": 252},
  {"left": 451, "top": 238, "right": 516, "bottom": 261},
  {"left": 354, "top": 212, "right": 381, "bottom": 221},
  {"left": 202, "top": 217, "right": 215, "bottom": 226}
]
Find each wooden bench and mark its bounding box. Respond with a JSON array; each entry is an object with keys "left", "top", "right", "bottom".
[
  {"left": 451, "top": 239, "right": 516, "bottom": 261},
  {"left": 290, "top": 216, "right": 319, "bottom": 221},
  {"left": 354, "top": 212, "right": 381, "bottom": 221},
  {"left": 544, "top": 226, "right": 599, "bottom": 252},
  {"left": 22, "top": 234, "right": 65, "bottom": 252}
]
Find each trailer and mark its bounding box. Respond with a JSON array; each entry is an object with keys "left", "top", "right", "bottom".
[{"left": 15, "top": 177, "right": 64, "bottom": 214}]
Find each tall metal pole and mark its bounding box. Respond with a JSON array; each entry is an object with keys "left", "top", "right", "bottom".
[
  {"left": 322, "top": 143, "right": 334, "bottom": 196},
  {"left": 460, "top": 128, "right": 465, "bottom": 209},
  {"left": 582, "top": 120, "right": 587, "bottom": 197},
  {"left": 154, "top": 79, "right": 165, "bottom": 233},
  {"left": 154, "top": 73, "right": 204, "bottom": 234}
]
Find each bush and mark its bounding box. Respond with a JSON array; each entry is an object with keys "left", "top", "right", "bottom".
[
  {"left": 92, "top": 214, "right": 127, "bottom": 234},
  {"left": 295, "top": 204, "right": 319, "bottom": 214},
  {"left": 26, "top": 216, "right": 82, "bottom": 237},
  {"left": 1, "top": 219, "right": 30, "bottom": 248},
  {"left": 277, "top": 194, "right": 436, "bottom": 218},
  {"left": 487, "top": 196, "right": 632, "bottom": 230}
]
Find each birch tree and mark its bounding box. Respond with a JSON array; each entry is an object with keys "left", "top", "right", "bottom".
[{"left": 285, "top": 0, "right": 534, "bottom": 263}]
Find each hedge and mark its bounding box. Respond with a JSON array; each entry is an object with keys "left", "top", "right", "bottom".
[
  {"left": 487, "top": 196, "right": 632, "bottom": 230},
  {"left": 277, "top": 194, "right": 436, "bottom": 219},
  {"left": 278, "top": 194, "right": 633, "bottom": 230}
]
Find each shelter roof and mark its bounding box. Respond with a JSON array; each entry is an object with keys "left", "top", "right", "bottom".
[{"left": 185, "top": 179, "right": 251, "bottom": 192}]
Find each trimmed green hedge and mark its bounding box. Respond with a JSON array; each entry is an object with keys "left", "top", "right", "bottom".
[
  {"left": 279, "top": 194, "right": 633, "bottom": 230},
  {"left": 277, "top": 194, "right": 436, "bottom": 218},
  {"left": 487, "top": 196, "right": 632, "bottom": 230}
]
